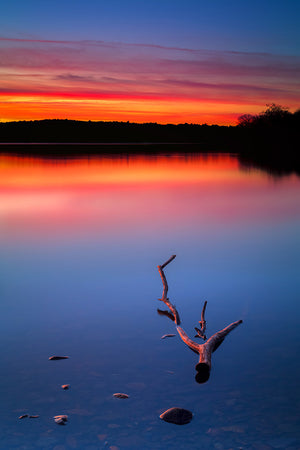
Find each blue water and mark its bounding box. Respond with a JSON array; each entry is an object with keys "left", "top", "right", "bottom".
[{"left": 0, "top": 151, "right": 299, "bottom": 449}]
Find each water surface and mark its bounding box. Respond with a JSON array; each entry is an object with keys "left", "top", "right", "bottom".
[{"left": 0, "top": 151, "right": 299, "bottom": 449}]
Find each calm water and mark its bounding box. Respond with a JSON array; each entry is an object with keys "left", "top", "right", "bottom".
[{"left": 0, "top": 150, "right": 299, "bottom": 449}]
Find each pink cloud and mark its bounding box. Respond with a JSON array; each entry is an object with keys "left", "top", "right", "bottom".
[{"left": 0, "top": 36, "right": 299, "bottom": 121}]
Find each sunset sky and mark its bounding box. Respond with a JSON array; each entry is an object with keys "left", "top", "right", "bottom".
[{"left": 0, "top": 0, "right": 299, "bottom": 124}]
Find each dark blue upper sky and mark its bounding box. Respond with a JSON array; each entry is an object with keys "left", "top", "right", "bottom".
[{"left": 1, "top": 0, "right": 299, "bottom": 54}]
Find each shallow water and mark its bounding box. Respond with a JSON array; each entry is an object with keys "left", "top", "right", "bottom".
[{"left": 0, "top": 150, "right": 299, "bottom": 449}]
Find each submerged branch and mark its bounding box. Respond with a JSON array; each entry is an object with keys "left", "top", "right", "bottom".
[
  {"left": 157, "top": 255, "right": 181, "bottom": 325},
  {"left": 156, "top": 256, "right": 243, "bottom": 383},
  {"left": 195, "top": 300, "right": 207, "bottom": 340}
]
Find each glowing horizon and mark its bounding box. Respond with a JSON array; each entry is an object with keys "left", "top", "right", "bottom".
[{"left": 1, "top": 37, "right": 299, "bottom": 125}]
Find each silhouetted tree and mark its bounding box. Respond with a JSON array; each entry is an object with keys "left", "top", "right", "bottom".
[{"left": 237, "top": 113, "right": 257, "bottom": 127}]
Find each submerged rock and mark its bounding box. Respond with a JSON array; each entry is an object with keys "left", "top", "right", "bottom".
[
  {"left": 61, "top": 384, "right": 70, "bottom": 390},
  {"left": 29, "top": 415, "right": 39, "bottom": 418},
  {"left": 54, "top": 417, "right": 65, "bottom": 425},
  {"left": 49, "top": 356, "right": 69, "bottom": 360},
  {"left": 18, "top": 414, "right": 28, "bottom": 419},
  {"left": 159, "top": 407, "right": 193, "bottom": 425},
  {"left": 54, "top": 415, "right": 68, "bottom": 425},
  {"left": 113, "top": 393, "right": 129, "bottom": 399}
]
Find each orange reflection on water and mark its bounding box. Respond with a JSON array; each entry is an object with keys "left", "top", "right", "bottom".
[
  {"left": 0, "top": 153, "right": 299, "bottom": 241},
  {"left": 0, "top": 153, "right": 240, "bottom": 187}
]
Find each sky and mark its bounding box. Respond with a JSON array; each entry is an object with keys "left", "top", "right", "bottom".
[{"left": 0, "top": 0, "right": 299, "bottom": 125}]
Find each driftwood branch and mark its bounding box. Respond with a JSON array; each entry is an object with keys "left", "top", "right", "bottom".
[
  {"left": 194, "top": 300, "right": 207, "bottom": 340},
  {"left": 157, "top": 255, "right": 181, "bottom": 325},
  {"left": 178, "top": 319, "right": 242, "bottom": 383},
  {"left": 156, "top": 256, "right": 243, "bottom": 383}
]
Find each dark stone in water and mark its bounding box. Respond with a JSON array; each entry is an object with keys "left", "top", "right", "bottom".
[
  {"left": 54, "top": 415, "right": 68, "bottom": 425},
  {"left": 18, "top": 414, "right": 28, "bottom": 419},
  {"left": 54, "top": 417, "right": 66, "bottom": 425},
  {"left": 61, "top": 384, "right": 70, "bottom": 390},
  {"left": 113, "top": 393, "right": 129, "bottom": 399},
  {"left": 160, "top": 407, "right": 193, "bottom": 425},
  {"left": 49, "top": 356, "right": 69, "bottom": 360},
  {"left": 29, "top": 415, "right": 39, "bottom": 418}
]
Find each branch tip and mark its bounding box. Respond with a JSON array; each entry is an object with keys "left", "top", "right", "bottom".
[{"left": 160, "top": 255, "right": 176, "bottom": 269}]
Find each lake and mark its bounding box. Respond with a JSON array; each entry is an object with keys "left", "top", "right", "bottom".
[{"left": 0, "top": 149, "right": 299, "bottom": 449}]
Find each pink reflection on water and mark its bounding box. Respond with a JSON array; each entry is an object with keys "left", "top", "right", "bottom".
[{"left": 0, "top": 154, "right": 299, "bottom": 241}]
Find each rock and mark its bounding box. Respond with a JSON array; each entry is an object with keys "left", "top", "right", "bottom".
[
  {"left": 54, "top": 415, "right": 68, "bottom": 425},
  {"left": 55, "top": 418, "right": 66, "bottom": 425},
  {"left": 18, "top": 414, "right": 28, "bottom": 419},
  {"left": 49, "top": 356, "right": 69, "bottom": 360},
  {"left": 61, "top": 384, "right": 70, "bottom": 390},
  {"left": 159, "top": 407, "right": 193, "bottom": 425},
  {"left": 29, "top": 415, "right": 39, "bottom": 418},
  {"left": 113, "top": 393, "right": 129, "bottom": 399},
  {"left": 161, "top": 334, "right": 176, "bottom": 339}
]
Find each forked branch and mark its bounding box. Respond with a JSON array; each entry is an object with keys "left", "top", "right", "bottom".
[
  {"left": 194, "top": 300, "right": 207, "bottom": 340},
  {"left": 156, "top": 255, "right": 243, "bottom": 383}
]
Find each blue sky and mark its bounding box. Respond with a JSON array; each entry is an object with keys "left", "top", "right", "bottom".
[{"left": 1, "top": 0, "right": 299, "bottom": 53}]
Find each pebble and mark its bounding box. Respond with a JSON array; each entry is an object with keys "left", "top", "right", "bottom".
[
  {"left": 18, "top": 414, "right": 28, "bottom": 419},
  {"left": 61, "top": 384, "right": 70, "bottom": 390},
  {"left": 160, "top": 407, "right": 193, "bottom": 425},
  {"left": 29, "top": 415, "right": 39, "bottom": 418},
  {"left": 54, "top": 415, "right": 68, "bottom": 425},
  {"left": 161, "top": 334, "right": 176, "bottom": 339},
  {"left": 49, "top": 356, "right": 69, "bottom": 360},
  {"left": 113, "top": 393, "right": 129, "bottom": 399}
]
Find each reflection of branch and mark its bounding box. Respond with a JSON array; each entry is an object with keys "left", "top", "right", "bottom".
[{"left": 156, "top": 256, "right": 243, "bottom": 383}]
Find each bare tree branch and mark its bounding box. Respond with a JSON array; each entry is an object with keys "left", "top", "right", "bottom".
[
  {"left": 194, "top": 300, "right": 207, "bottom": 340},
  {"left": 156, "top": 256, "right": 243, "bottom": 383},
  {"left": 157, "top": 255, "right": 181, "bottom": 325},
  {"left": 160, "top": 254, "right": 176, "bottom": 270}
]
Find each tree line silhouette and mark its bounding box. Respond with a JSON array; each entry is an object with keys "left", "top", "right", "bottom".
[
  {"left": 0, "top": 119, "right": 235, "bottom": 146},
  {"left": 236, "top": 104, "right": 299, "bottom": 176},
  {"left": 0, "top": 104, "right": 299, "bottom": 175}
]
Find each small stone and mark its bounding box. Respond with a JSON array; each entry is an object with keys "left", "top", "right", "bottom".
[
  {"left": 49, "top": 356, "right": 69, "bottom": 360},
  {"left": 54, "top": 415, "right": 68, "bottom": 425},
  {"left": 161, "top": 334, "right": 176, "bottom": 339},
  {"left": 113, "top": 393, "right": 129, "bottom": 399},
  {"left": 18, "top": 414, "right": 28, "bottom": 419},
  {"left": 61, "top": 384, "right": 70, "bottom": 390},
  {"left": 29, "top": 415, "right": 39, "bottom": 418},
  {"left": 55, "top": 418, "right": 66, "bottom": 425},
  {"left": 54, "top": 414, "right": 68, "bottom": 420},
  {"left": 160, "top": 407, "right": 193, "bottom": 425}
]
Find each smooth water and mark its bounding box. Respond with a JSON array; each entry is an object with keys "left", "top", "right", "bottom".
[{"left": 0, "top": 150, "right": 299, "bottom": 449}]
